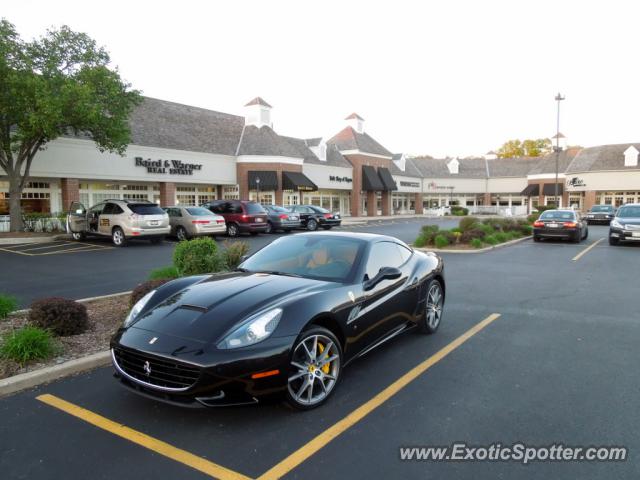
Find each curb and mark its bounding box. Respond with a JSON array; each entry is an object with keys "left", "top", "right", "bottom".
[
  {"left": 11, "top": 290, "right": 132, "bottom": 316},
  {"left": 0, "top": 350, "right": 111, "bottom": 398},
  {"left": 0, "top": 236, "right": 56, "bottom": 245},
  {"left": 415, "top": 235, "right": 532, "bottom": 254}
]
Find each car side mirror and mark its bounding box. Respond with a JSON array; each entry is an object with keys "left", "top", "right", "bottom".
[{"left": 364, "top": 266, "right": 402, "bottom": 291}]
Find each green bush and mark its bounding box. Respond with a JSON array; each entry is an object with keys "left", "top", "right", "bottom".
[
  {"left": 451, "top": 205, "right": 469, "bottom": 216},
  {"left": 494, "top": 232, "right": 509, "bottom": 243},
  {"left": 130, "top": 279, "right": 170, "bottom": 308},
  {"left": 1, "top": 327, "right": 56, "bottom": 364},
  {"left": 470, "top": 238, "right": 483, "bottom": 249},
  {"left": 173, "top": 237, "right": 224, "bottom": 276},
  {"left": 0, "top": 294, "right": 18, "bottom": 319},
  {"left": 458, "top": 216, "right": 479, "bottom": 232},
  {"left": 416, "top": 225, "right": 440, "bottom": 246},
  {"left": 479, "top": 224, "right": 495, "bottom": 236},
  {"left": 413, "top": 234, "right": 428, "bottom": 248},
  {"left": 483, "top": 235, "right": 499, "bottom": 245},
  {"left": 527, "top": 213, "right": 539, "bottom": 224},
  {"left": 451, "top": 227, "right": 462, "bottom": 234},
  {"left": 434, "top": 235, "right": 449, "bottom": 249},
  {"left": 149, "top": 265, "right": 180, "bottom": 280},
  {"left": 460, "top": 228, "right": 485, "bottom": 243},
  {"left": 222, "top": 240, "right": 250, "bottom": 270},
  {"left": 521, "top": 225, "right": 533, "bottom": 235},
  {"left": 28, "top": 298, "right": 88, "bottom": 336}
]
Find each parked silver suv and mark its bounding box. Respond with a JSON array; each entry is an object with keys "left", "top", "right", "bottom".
[{"left": 67, "top": 199, "right": 170, "bottom": 246}]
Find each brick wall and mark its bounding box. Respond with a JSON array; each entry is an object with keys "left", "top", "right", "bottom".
[
  {"left": 414, "top": 193, "right": 424, "bottom": 214},
  {"left": 60, "top": 178, "right": 80, "bottom": 210},
  {"left": 341, "top": 153, "right": 393, "bottom": 217},
  {"left": 159, "top": 182, "right": 176, "bottom": 206},
  {"left": 236, "top": 162, "right": 303, "bottom": 204}
]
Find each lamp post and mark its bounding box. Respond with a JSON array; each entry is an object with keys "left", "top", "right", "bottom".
[
  {"left": 554, "top": 93, "right": 565, "bottom": 206},
  {"left": 256, "top": 177, "right": 261, "bottom": 204}
]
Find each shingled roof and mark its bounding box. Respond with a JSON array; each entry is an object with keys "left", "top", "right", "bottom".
[
  {"left": 126, "top": 97, "right": 245, "bottom": 156},
  {"left": 389, "top": 157, "right": 423, "bottom": 178},
  {"left": 411, "top": 156, "right": 488, "bottom": 178},
  {"left": 236, "top": 125, "right": 303, "bottom": 158},
  {"left": 487, "top": 157, "right": 538, "bottom": 177},
  {"left": 281, "top": 136, "right": 352, "bottom": 168},
  {"left": 327, "top": 126, "right": 392, "bottom": 157},
  {"left": 528, "top": 147, "right": 580, "bottom": 175},
  {"left": 566, "top": 143, "right": 640, "bottom": 173}
]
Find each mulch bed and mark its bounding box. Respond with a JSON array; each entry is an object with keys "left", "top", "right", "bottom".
[{"left": 0, "top": 295, "right": 130, "bottom": 380}]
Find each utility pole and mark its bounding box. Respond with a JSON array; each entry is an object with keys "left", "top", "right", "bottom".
[{"left": 554, "top": 93, "right": 565, "bottom": 206}]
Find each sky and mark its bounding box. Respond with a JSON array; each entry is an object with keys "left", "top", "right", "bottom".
[{"left": 3, "top": 0, "right": 640, "bottom": 157}]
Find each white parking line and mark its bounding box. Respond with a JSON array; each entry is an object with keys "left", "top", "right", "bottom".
[{"left": 572, "top": 238, "right": 603, "bottom": 262}]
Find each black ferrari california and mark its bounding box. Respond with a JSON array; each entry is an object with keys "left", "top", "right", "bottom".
[{"left": 111, "top": 232, "right": 445, "bottom": 410}]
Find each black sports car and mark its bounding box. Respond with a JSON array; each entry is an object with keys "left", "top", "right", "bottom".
[{"left": 111, "top": 232, "right": 445, "bottom": 410}]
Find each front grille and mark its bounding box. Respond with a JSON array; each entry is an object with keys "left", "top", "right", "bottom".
[{"left": 113, "top": 347, "right": 200, "bottom": 391}]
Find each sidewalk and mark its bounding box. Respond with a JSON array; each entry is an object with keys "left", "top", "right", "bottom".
[{"left": 341, "top": 213, "right": 434, "bottom": 225}]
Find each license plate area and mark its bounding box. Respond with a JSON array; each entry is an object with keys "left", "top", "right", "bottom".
[{"left": 548, "top": 223, "right": 559, "bottom": 228}]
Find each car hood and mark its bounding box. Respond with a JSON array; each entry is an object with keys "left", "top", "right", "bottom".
[{"left": 126, "top": 272, "right": 333, "bottom": 346}]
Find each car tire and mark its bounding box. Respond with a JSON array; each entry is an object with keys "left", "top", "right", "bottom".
[
  {"left": 112, "top": 227, "right": 126, "bottom": 247},
  {"left": 322, "top": 226, "right": 332, "bottom": 230},
  {"left": 286, "top": 326, "right": 343, "bottom": 410},
  {"left": 265, "top": 222, "right": 273, "bottom": 234},
  {"left": 609, "top": 236, "right": 619, "bottom": 246},
  {"left": 583, "top": 228, "right": 589, "bottom": 240},
  {"left": 71, "top": 232, "right": 86, "bottom": 241},
  {"left": 176, "top": 226, "right": 190, "bottom": 241},
  {"left": 227, "top": 223, "right": 239, "bottom": 237},
  {"left": 533, "top": 236, "right": 541, "bottom": 242},
  {"left": 418, "top": 279, "right": 444, "bottom": 335},
  {"left": 307, "top": 219, "right": 318, "bottom": 231},
  {"left": 572, "top": 231, "right": 581, "bottom": 243}
]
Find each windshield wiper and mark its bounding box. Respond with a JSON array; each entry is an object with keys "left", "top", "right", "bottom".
[
  {"left": 235, "top": 267, "right": 250, "bottom": 272},
  {"left": 254, "top": 270, "right": 302, "bottom": 278}
]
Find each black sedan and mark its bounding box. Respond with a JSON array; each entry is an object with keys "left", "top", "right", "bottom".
[
  {"left": 533, "top": 209, "right": 588, "bottom": 243},
  {"left": 289, "top": 205, "right": 342, "bottom": 231},
  {"left": 262, "top": 204, "right": 301, "bottom": 233},
  {"left": 585, "top": 205, "right": 616, "bottom": 225},
  {"left": 111, "top": 232, "right": 445, "bottom": 410},
  {"left": 609, "top": 204, "right": 640, "bottom": 245}
]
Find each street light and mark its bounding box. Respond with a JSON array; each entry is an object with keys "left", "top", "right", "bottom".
[
  {"left": 554, "top": 92, "right": 565, "bottom": 206},
  {"left": 256, "top": 177, "right": 261, "bottom": 204}
]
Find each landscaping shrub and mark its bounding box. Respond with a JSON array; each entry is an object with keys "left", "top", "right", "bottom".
[
  {"left": 451, "top": 205, "right": 469, "bottom": 216},
  {"left": 470, "top": 238, "right": 483, "bottom": 249},
  {"left": 483, "top": 235, "right": 499, "bottom": 245},
  {"left": 478, "top": 224, "right": 495, "bottom": 236},
  {"left": 416, "top": 225, "right": 440, "bottom": 246},
  {"left": 534, "top": 205, "right": 556, "bottom": 213},
  {"left": 0, "top": 294, "right": 18, "bottom": 319},
  {"left": 458, "top": 216, "right": 479, "bottom": 232},
  {"left": 222, "top": 240, "right": 250, "bottom": 270},
  {"left": 494, "top": 232, "right": 509, "bottom": 243},
  {"left": 521, "top": 225, "right": 533, "bottom": 236},
  {"left": 130, "top": 279, "right": 170, "bottom": 308},
  {"left": 148, "top": 265, "right": 180, "bottom": 280},
  {"left": 1, "top": 327, "right": 56, "bottom": 364},
  {"left": 527, "top": 213, "right": 539, "bottom": 224},
  {"left": 173, "top": 237, "right": 224, "bottom": 276},
  {"left": 434, "top": 235, "right": 449, "bottom": 249},
  {"left": 413, "top": 234, "right": 428, "bottom": 248},
  {"left": 29, "top": 298, "right": 88, "bottom": 336},
  {"left": 460, "top": 228, "right": 485, "bottom": 243}
]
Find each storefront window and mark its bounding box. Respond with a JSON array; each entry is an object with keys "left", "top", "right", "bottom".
[
  {"left": 176, "top": 194, "right": 196, "bottom": 206},
  {"left": 223, "top": 185, "right": 239, "bottom": 200},
  {"left": 124, "top": 193, "right": 150, "bottom": 202}
]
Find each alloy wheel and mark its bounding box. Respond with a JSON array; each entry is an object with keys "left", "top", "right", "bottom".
[
  {"left": 307, "top": 219, "right": 318, "bottom": 231},
  {"left": 112, "top": 228, "right": 124, "bottom": 246},
  {"left": 227, "top": 224, "right": 238, "bottom": 237},
  {"left": 176, "top": 227, "right": 187, "bottom": 241},
  {"left": 425, "top": 282, "right": 443, "bottom": 330},
  {"left": 288, "top": 334, "right": 340, "bottom": 407},
  {"left": 265, "top": 222, "right": 273, "bottom": 234}
]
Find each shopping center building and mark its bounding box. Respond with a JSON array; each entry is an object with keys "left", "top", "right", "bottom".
[{"left": 1, "top": 96, "right": 639, "bottom": 217}]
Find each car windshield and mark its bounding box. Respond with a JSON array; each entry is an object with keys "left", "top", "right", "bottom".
[
  {"left": 267, "top": 205, "right": 289, "bottom": 213},
  {"left": 128, "top": 204, "right": 165, "bottom": 215},
  {"left": 246, "top": 203, "right": 267, "bottom": 214},
  {"left": 617, "top": 206, "right": 640, "bottom": 218},
  {"left": 540, "top": 211, "right": 575, "bottom": 220},
  {"left": 186, "top": 207, "right": 214, "bottom": 216},
  {"left": 240, "top": 235, "right": 365, "bottom": 282},
  {"left": 590, "top": 205, "right": 614, "bottom": 212},
  {"left": 311, "top": 206, "right": 330, "bottom": 213}
]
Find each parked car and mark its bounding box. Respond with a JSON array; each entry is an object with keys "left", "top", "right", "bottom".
[
  {"left": 201, "top": 200, "right": 268, "bottom": 237},
  {"left": 532, "top": 209, "right": 588, "bottom": 243},
  {"left": 289, "top": 205, "right": 342, "bottom": 231},
  {"left": 262, "top": 205, "right": 301, "bottom": 233},
  {"left": 609, "top": 204, "right": 640, "bottom": 245},
  {"left": 162, "top": 206, "right": 226, "bottom": 241},
  {"left": 112, "top": 232, "right": 444, "bottom": 409},
  {"left": 67, "top": 199, "right": 170, "bottom": 247},
  {"left": 585, "top": 205, "right": 616, "bottom": 225}
]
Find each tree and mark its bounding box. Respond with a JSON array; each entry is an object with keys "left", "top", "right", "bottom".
[
  {"left": 496, "top": 138, "right": 551, "bottom": 158},
  {"left": 0, "top": 19, "right": 141, "bottom": 231}
]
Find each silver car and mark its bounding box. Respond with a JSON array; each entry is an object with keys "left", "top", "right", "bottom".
[
  {"left": 67, "top": 199, "right": 170, "bottom": 246},
  {"left": 163, "top": 206, "right": 226, "bottom": 241}
]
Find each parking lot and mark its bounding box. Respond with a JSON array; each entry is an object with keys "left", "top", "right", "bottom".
[{"left": 1, "top": 224, "right": 638, "bottom": 479}]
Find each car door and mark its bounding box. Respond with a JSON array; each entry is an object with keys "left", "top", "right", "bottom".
[
  {"left": 87, "top": 203, "right": 105, "bottom": 234},
  {"left": 67, "top": 201, "right": 88, "bottom": 233},
  {"left": 98, "top": 202, "right": 118, "bottom": 235},
  {"left": 293, "top": 206, "right": 311, "bottom": 225},
  {"left": 347, "top": 241, "right": 414, "bottom": 356}
]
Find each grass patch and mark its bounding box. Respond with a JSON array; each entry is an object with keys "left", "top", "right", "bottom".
[
  {"left": 148, "top": 265, "right": 180, "bottom": 280},
  {"left": 1, "top": 327, "right": 56, "bottom": 365},
  {"left": 0, "top": 294, "right": 18, "bottom": 319}
]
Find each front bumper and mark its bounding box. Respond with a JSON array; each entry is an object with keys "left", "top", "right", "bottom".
[
  {"left": 319, "top": 219, "right": 342, "bottom": 227},
  {"left": 111, "top": 334, "right": 296, "bottom": 408},
  {"left": 609, "top": 227, "right": 640, "bottom": 242}
]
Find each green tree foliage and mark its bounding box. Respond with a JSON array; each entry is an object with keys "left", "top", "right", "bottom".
[
  {"left": 497, "top": 138, "right": 551, "bottom": 158},
  {"left": 0, "top": 19, "right": 141, "bottom": 231}
]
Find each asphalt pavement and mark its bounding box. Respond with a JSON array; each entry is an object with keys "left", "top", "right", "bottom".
[
  {"left": 0, "top": 217, "right": 459, "bottom": 307},
  {"left": 1, "top": 225, "right": 639, "bottom": 479}
]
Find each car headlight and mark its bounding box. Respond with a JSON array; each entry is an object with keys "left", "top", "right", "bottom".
[
  {"left": 124, "top": 290, "right": 156, "bottom": 327},
  {"left": 217, "top": 308, "right": 282, "bottom": 349},
  {"left": 611, "top": 219, "right": 624, "bottom": 229}
]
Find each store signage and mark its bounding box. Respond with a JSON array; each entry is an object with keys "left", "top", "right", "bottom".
[
  {"left": 134, "top": 157, "right": 203, "bottom": 175},
  {"left": 400, "top": 181, "right": 420, "bottom": 188},
  {"left": 428, "top": 182, "right": 454, "bottom": 190},
  {"left": 566, "top": 177, "right": 586, "bottom": 187},
  {"left": 329, "top": 175, "right": 353, "bottom": 183}
]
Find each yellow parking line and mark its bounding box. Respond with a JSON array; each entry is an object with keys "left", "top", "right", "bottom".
[
  {"left": 34, "top": 245, "right": 114, "bottom": 255},
  {"left": 0, "top": 246, "right": 35, "bottom": 256},
  {"left": 36, "top": 394, "right": 251, "bottom": 480},
  {"left": 257, "top": 313, "right": 502, "bottom": 480},
  {"left": 9, "top": 242, "right": 77, "bottom": 252},
  {"left": 572, "top": 238, "right": 603, "bottom": 262}
]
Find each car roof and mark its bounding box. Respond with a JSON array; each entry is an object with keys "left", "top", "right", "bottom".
[
  {"left": 293, "top": 231, "right": 409, "bottom": 245},
  {"left": 541, "top": 209, "right": 575, "bottom": 213},
  {"left": 618, "top": 203, "right": 640, "bottom": 207}
]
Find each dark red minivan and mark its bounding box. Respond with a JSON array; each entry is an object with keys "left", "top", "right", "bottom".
[{"left": 202, "top": 200, "right": 268, "bottom": 237}]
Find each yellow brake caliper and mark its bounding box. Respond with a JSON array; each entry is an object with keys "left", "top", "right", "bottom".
[{"left": 318, "top": 343, "right": 331, "bottom": 374}]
